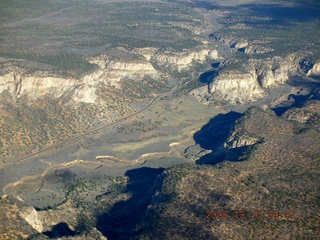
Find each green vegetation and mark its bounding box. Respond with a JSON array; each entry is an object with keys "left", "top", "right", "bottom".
[
  {"left": 0, "top": 0, "right": 207, "bottom": 75},
  {"left": 0, "top": 52, "right": 98, "bottom": 77},
  {"left": 135, "top": 104, "right": 320, "bottom": 239},
  {"left": 215, "top": 3, "right": 320, "bottom": 58}
]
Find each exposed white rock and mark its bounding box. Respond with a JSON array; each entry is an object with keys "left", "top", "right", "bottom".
[
  {"left": 19, "top": 207, "right": 43, "bottom": 233},
  {"left": 210, "top": 69, "right": 266, "bottom": 103},
  {"left": 241, "top": 44, "right": 274, "bottom": 54},
  {"left": 0, "top": 46, "right": 219, "bottom": 104},
  {"left": 86, "top": 54, "right": 158, "bottom": 88},
  {"left": 0, "top": 72, "right": 78, "bottom": 101},
  {"left": 190, "top": 69, "right": 266, "bottom": 104},
  {"left": 0, "top": 57, "right": 157, "bottom": 103},
  {"left": 191, "top": 53, "right": 302, "bottom": 104},
  {"left": 106, "top": 60, "right": 157, "bottom": 82},
  {"left": 307, "top": 62, "right": 320, "bottom": 76},
  {"left": 73, "top": 84, "right": 97, "bottom": 103},
  {"left": 254, "top": 56, "right": 296, "bottom": 88},
  {"left": 85, "top": 228, "right": 108, "bottom": 240},
  {"left": 37, "top": 206, "right": 78, "bottom": 232},
  {"left": 233, "top": 41, "right": 248, "bottom": 49},
  {"left": 224, "top": 131, "right": 261, "bottom": 149},
  {"left": 154, "top": 48, "right": 219, "bottom": 71}
]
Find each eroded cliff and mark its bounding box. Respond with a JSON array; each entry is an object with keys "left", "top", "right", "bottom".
[
  {"left": 191, "top": 52, "right": 315, "bottom": 104},
  {"left": 0, "top": 46, "right": 219, "bottom": 105}
]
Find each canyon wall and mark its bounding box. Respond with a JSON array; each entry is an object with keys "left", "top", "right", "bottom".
[
  {"left": 0, "top": 46, "right": 219, "bottom": 104},
  {"left": 191, "top": 53, "right": 312, "bottom": 104}
]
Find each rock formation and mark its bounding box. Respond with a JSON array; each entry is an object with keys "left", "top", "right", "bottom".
[
  {"left": 19, "top": 206, "right": 43, "bottom": 233},
  {"left": 224, "top": 130, "right": 262, "bottom": 149},
  {"left": 307, "top": 61, "right": 320, "bottom": 77},
  {"left": 190, "top": 53, "right": 310, "bottom": 104},
  {"left": 152, "top": 48, "right": 219, "bottom": 71},
  {"left": 282, "top": 100, "right": 320, "bottom": 127},
  {"left": 0, "top": 46, "right": 219, "bottom": 104}
]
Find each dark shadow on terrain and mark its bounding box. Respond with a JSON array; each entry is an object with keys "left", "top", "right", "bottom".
[
  {"left": 272, "top": 106, "right": 290, "bottom": 116},
  {"left": 193, "top": 111, "right": 243, "bottom": 165},
  {"left": 272, "top": 94, "right": 310, "bottom": 116},
  {"left": 287, "top": 76, "right": 320, "bottom": 87},
  {"left": 242, "top": 4, "right": 320, "bottom": 22},
  {"left": 211, "top": 62, "right": 220, "bottom": 68},
  {"left": 199, "top": 62, "right": 220, "bottom": 84},
  {"left": 311, "top": 88, "right": 320, "bottom": 100},
  {"left": 139, "top": 192, "right": 231, "bottom": 239},
  {"left": 194, "top": 111, "right": 242, "bottom": 150},
  {"left": 197, "top": 145, "right": 253, "bottom": 165},
  {"left": 272, "top": 79, "right": 320, "bottom": 116},
  {"left": 43, "top": 222, "right": 75, "bottom": 238},
  {"left": 181, "top": 0, "right": 237, "bottom": 11},
  {"left": 96, "top": 167, "right": 165, "bottom": 240},
  {"left": 199, "top": 70, "right": 218, "bottom": 84}
]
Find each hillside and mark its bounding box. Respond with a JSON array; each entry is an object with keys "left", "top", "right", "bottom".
[
  {"left": 0, "top": 0, "right": 319, "bottom": 239},
  {"left": 137, "top": 102, "right": 320, "bottom": 239}
]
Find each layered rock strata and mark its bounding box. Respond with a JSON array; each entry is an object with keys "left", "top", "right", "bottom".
[
  {"left": 0, "top": 47, "right": 219, "bottom": 104},
  {"left": 191, "top": 53, "right": 312, "bottom": 104}
]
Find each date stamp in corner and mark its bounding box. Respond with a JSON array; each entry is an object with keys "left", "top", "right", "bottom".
[{"left": 205, "top": 209, "right": 296, "bottom": 220}]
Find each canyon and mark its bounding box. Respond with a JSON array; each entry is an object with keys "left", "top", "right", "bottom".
[{"left": 0, "top": 0, "right": 319, "bottom": 239}]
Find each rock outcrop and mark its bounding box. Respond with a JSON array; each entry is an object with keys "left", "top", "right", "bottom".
[
  {"left": 0, "top": 46, "right": 219, "bottom": 104},
  {"left": 0, "top": 196, "right": 38, "bottom": 238},
  {"left": 19, "top": 206, "right": 43, "bottom": 233},
  {"left": 282, "top": 100, "right": 320, "bottom": 126},
  {"left": 191, "top": 68, "right": 266, "bottom": 104},
  {"left": 89, "top": 52, "right": 158, "bottom": 87},
  {"left": 0, "top": 196, "right": 108, "bottom": 239},
  {"left": 307, "top": 61, "right": 320, "bottom": 77},
  {"left": 152, "top": 48, "right": 219, "bottom": 71},
  {"left": 37, "top": 203, "right": 78, "bottom": 232},
  {"left": 0, "top": 72, "right": 82, "bottom": 102},
  {"left": 224, "top": 130, "right": 262, "bottom": 149},
  {"left": 0, "top": 52, "right": 159, "bottom": 103},
  {"left": 210, "top": 31, "right": 274, "bottom": 55},
  {"left": 191, "top": 53, "right": 306, "bottom": 104}
]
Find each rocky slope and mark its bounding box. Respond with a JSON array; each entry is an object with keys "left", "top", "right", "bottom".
[
  {"left": 307, "top": 61, "right": 320, "bottom": 77},
  {"left": 0, "top": 196, "right": 38, "bottom": 239},
  {"left": 0, "top": 195, "right": 107, "bottom": 239},
  {"left": 282, "top": 100, "right": 320, "bottom": 127},
  {"left": 0, "top": 44, "right": 220, "bottom": 172},
  {"left": 136, "top": 103, "right": 320, "bottom": 239},
  {"left": 151, "top": 48, "right": 219, "bottom": 71},
  {"left": 0, "top": 46, "right": 219, "bottom": 105},
  {"left": 1, "top": 100, "right": 319, "bottom": 239},
  {"left": 190, "top": 52, "right": 315, "bottom": 104}
]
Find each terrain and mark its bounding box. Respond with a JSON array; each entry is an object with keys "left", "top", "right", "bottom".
[
  {"left": 0, "top": 0, "right": 319, "bottom": 239},
  {"left": 137, "top": 102, "right": 320, "bottom": 239}
]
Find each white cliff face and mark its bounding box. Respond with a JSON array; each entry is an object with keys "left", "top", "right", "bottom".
[
  {"left": 0, "top": 72, "right": 79, "bottom": 100},
  {"left": 19, "top": 207, "right": 43, "bottom": 233},
  {"left": 209, "top": 70, "right": 267, "bottom": 103},
  {"left": 37, "top": 206, "right": 78, "bottom": 232},
  {"left": 233, "top": 41, "right": 248, "bottom": 49},
  {"left": 0, "top": 56, "right": 158, "bottom": 103},
  {"left": 85, "top": 54, "right": 158, "bottom": 89},
  {"left": 154, "top": 48, "right": 219, "bottom": 71},
  {"left": 307, "top": 62, "right": 320, "bottom": 76},
  {"left": 255, "top": 55, "right": 297, "bottom": 88},
  {"left": 106, "top": 60, "right": 157, "bottom": 82},
  {"left": 191, "top": 53, "right": 302, "bottom": 104},
  {"left": 190, "top": 69, "right": 266, "bottom": 104},
  {"left": 0, "top": 47, "right": 220, "bottom": 104}
]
